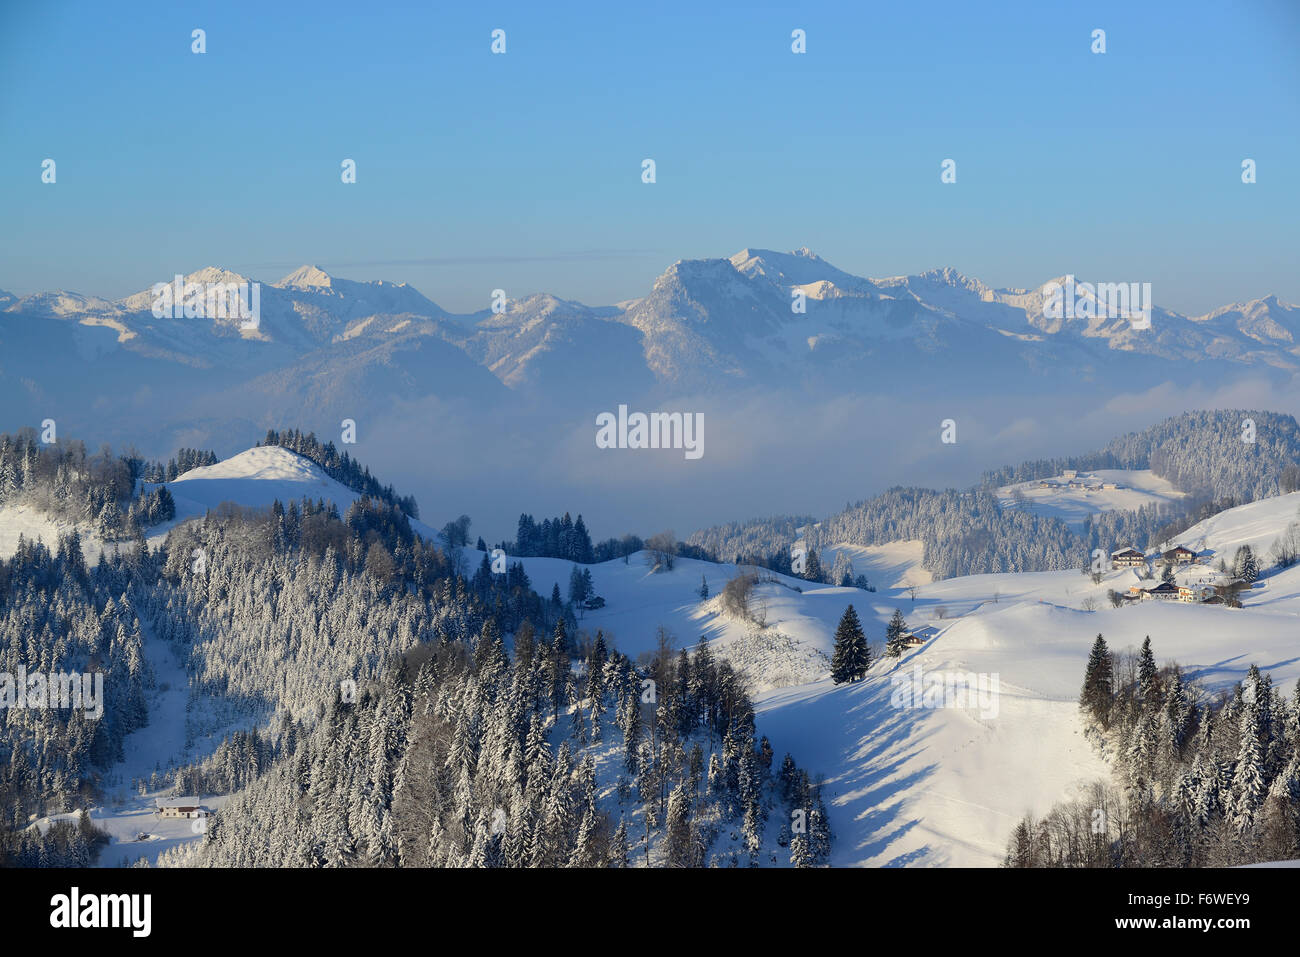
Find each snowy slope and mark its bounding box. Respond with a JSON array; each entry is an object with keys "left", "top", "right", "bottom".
[
  {"left": 821, "top": 540, "right": 932, "bottom": 589},
  {"left": 1161, "top": 490, "right": 1300, "bottom": 558},
  {"left": 492, "top": 549, "right": 1109, "bottom": 865},
  {"left": 998, "top": 469, "right": 1186, "bottom": 530},
  {"left": 2, "top": 445, "right": 442, "bottom": 564},
  {"left": 147, "top": 445, "right": 442, "bottom": 544},
  {"left": 0, "top": 503, "right": 115, "bottom": 563},
  {"left": 466, "top": 550, "right": 843, "bottom": 685},
  {"left": 162, "top": 446, "right": 360, "bottom": 516},
  {"left": 1, "top": 447, "right": 377, "bottom": 560},
  {"left": 480, "top": 491, "right": 1300, "bottom": 866},
  {"left": 755, "top": 563, "right": 1300, "bottom": 866},
  {"left": 14, "top": 450, "right": 1300, "bottom": 868}
]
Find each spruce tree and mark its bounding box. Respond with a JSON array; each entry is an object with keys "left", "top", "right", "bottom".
[
  {"left": 664, "top": 785, "right": 696, "bottom": 867},
  {"left": 804, "top": 548, "right": 823, "bottom": 583},
  {"left": 885, "top": 609, "right": 908, "bottom": 658},
  {"left": 1137, "top": 636, "right": 1159, "bottom": 709},
  {"left": 608, "top": 818, "right": 630, "bottom": 867},
  {"left": 568, "top": 565, "right": 588, "bottom": 606},
  {"left": 1079, "top": 633, "right": 1114, "bottom": 725},
  {"left": 790, "top": 831, "right": 813, "bottom": 868},
  {"left": 1234, "top": 545, "right": 1259, "bottom": 584},
  {"left": 830, "top": 604, "right": 870, "bottom": 683},
  {"left": 1232, "top": 670, "right": 1267, "bottom": 834}
]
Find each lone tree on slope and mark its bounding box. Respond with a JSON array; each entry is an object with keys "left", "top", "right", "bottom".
[
  {"left": 831, "top": 604, "right": 871, "bottom": 684},
  {"left": 885, "top": 609, "right": 909, "bottom": 658}
]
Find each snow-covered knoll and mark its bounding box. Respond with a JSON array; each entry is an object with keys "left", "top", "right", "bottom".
[
  {"left": 3, "top": 445, "right": 439, "bottom": 564},
  {"left": 161, "top": 446, "right": 360, "bottom": 518},
  {"left": 148, "top": 445, "right": 440, "bottom": 543},
  {"left": 466, "top": 550, "right": 850, "bottom": 688},
  {"left": 998, "top": 469, "right": 1185, "bottom": 530}
]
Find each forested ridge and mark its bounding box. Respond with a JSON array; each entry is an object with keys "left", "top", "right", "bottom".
[
  {"left": 689, "top": 410, "right": 1300, "bottom": 581},
  {"left": 0, "top": 428, "right": 831, "bottom": 868}
]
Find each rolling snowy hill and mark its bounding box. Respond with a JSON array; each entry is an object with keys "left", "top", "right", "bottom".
[
  {"left": 162, "top": 446, "right": 359, "bottom": 515},
  {"left": 471, "top": 487, "right": 1300, "bottom": 866}
]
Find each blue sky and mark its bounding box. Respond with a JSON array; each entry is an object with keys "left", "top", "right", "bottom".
[{"left": 1, "top": 0, "right": 1296, "bottom": 314}]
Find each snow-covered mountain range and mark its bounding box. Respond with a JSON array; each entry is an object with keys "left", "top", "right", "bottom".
[
  {"left": 5, "top": 250, "right": 1298, "bottom": 404},
  {"left": 5, "top": 251, "right": 1297, "bottom": 536}
]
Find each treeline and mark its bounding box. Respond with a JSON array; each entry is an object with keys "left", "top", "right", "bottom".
[
  {"left": 4, "top": 810, "right": 110, "bottom": 868},
  {"left": 811, "top": 487, "right": 1082, "bottom": 580},
  {"left": 468, "top": 551, "right": 572, "bottom": 635},
  {"left": 168, "top": 725, "right": 290, "bottom": 797},
  {"left": 504, "top": 514, "right": 712, "bottom": 567},
  {"left": 983, "top": 409, "right": 1300, "bottom": 503},
  {"left": 140, "top": 448, "right": 218, "bottom": 483},
  {"left": 1130, "top": 410, "right": 1300, "bottom": 502},
  {"left": 1005, "top": 635, "right": 1300, "bottom": 867},
  {"left": 692, "top": 488, "right": 1108, "bottom": 582},
  {"left": 690, "top": 410, "right": 1300, "bottom": 583},
  {"left": 260, "top": 428, "right": 419, "bottom": 518},
  {"left": 685, "top": 515, "right": 816, "bottom": 567},
  {"left": 685, "top": 519, "right": 873, "bottom": 589},
  {"left": 510, "top": 512, "right": 595, "bottom": 563},
  {"left": 1, "top": 430, "right": 137, "bottom": 540},
  {"left": 0, "top": 429, "right": 195, "bottom": 541}
]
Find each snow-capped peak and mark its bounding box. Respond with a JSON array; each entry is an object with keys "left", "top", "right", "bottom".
[
  {"left": 275, "top": 265, "right": 335, "bottom": 290},
  {"left": 913, "top": 266, "right": 988, "bottom": 293},
  {"left": 117, "top": 267, "right": 254, "bottom": 311},
  {"left": 181, "top": 266, "right": 251, "bottom": 286},
  {"left": 729, "top": 247, "right": 826, "bottom": 274},
  {"left": 728, "top": 247, "right": 875, "bottom": 294}
]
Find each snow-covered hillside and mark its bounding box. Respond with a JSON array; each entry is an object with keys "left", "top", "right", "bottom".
[
  {"left": 1161, "top": 490, "right": 1300, "bottom": 558},
  {"left": 3, "top": 444, "right": 441, "bottom": 566},
  {"left": 822, "top": 540, "right": 932, "bottom": 589},
  {"left": 143, "top": 445, "right": 440, "bottom": 544},
  {"left": 0, "top": 502, "right": 113, "bottom": 563},
  {"left": 479, "top": 488, "right": 1300, "bottom": 866},
  {"left": 1, "top": 446, "right": 381, "bottom": 561},
  {"left": 10, "top": 440, "right": 1300, "bottom": 868},
  {"left": 161, "top": 445, "right": 360, "bottom": 519},
  {"left": 998, "top": 469, "right": 1185, "bottom": 530}
]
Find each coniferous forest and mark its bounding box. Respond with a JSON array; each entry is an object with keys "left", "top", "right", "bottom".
[
  {"left": 690, "top": 410, "right": 1300, "bottom": 581},
  {"left": 1005, "top": 635, "right": 1300, "bottom": 867},
  {"left": 0, "top": 428, "right": 831, "bottom": 868}
]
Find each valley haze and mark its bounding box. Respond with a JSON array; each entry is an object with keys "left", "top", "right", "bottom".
[{"left": 4, "top": 247, "right": 1299, "bottom": 542}]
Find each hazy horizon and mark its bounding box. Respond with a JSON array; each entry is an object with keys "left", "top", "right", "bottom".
[{"left": 3, "top": 0, "right": 1298, "bottom": 314}]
